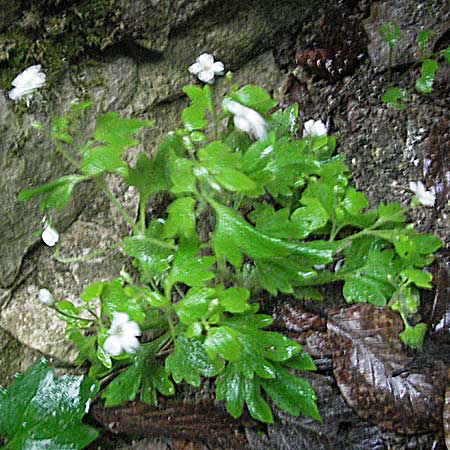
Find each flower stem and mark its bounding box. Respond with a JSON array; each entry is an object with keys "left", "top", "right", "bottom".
[
  {"left": 206, "top": 86, "right": 219, "bottom": 140},
  {"left": 139, "top": 196, "right": 147, "bottom": 235},
  {"left": 52, "top": 307, "right": 96, "bottom": 323},
  {"left": 96, "top": 177, "right": 139, "bottom": 233},
  {"left": 54, "top": 241, "right": 122, "bottom": 264}
]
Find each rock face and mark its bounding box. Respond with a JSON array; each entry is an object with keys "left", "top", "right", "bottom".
[
  {"left": 0, "top": 0, "right": 449, "bottom": 448},
  {"left": 0, "top": 0, "right": 299, "bottom": 364}
]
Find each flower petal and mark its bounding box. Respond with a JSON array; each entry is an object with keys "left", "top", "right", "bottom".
[
  {"left": 38, "top": 288, "right": 54, "bottom": 306},
  {"left": 188, "top": 62, "right": 202, "bottom": 75},
  {"left": 122, "top": 320, "right": 141, "bottom": 337},
  {"left": 42, "top": 225, "right": 59, "bottom": 247},
  {"left": 234, "top": 115, "right": 252, "bottom": 134},
  {"left": 197, "top": 53, "right": 214, "bottom": 68},
  {"left": 303, "top": 119, "right": 327, "bottom": 137},
  {"left": 121, "top": 335, "right": 140, "bottom": 354},
  {"left": 110, "top": 312, "right": 130, "bottom": 329},
  {"left": 198, "top": 69, "right": 215, "bottom": 84},
  {"left": 212, "top": 61, "right": 224, "bottom": 75},
  {"left": 103, "top": 335, "right": 122, "bottom": 356}
]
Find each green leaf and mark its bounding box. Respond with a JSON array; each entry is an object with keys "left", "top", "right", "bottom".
[
  {"left": 284, "top": 352, "right": 317, "bottom": 371},
  {"left": 378, "top": 22, "right": 401, "bottom": 48},
  {"left": 342, "top": 249, "right": 400, "bottom": 306},
  {"left": 415, "top": 59, "right": 439, "bottom": 94},
  {"left": 182, "top": 105, "right": 208, "bottom": 131},
  {"left": 401, "top": 268, "right": 432, "bottom": 289},
  {"left": 229, "top": 85, "right": 277, "bottom": 114},
  {"left": 163, "top": 197, "right": 197, "bottom": 239},
  {"left": 166, "top": 243, "right": 215, "bottom": 289},
  {"left": 381, "top": 87, "right": 407, "bottom": 110},
  {"left": 218, "top": 287, "right": 250, "bottom": 313},
  {"left": 290, "top": 203, "right": 329, "bottom": 238},
  {"left": 214, "top": 168, "right": 258, "bottom": 193},
  {"left": 80, "top": 112, "right": 152, "bottom": 176},
  {"left": 18, "top": 175, "right": 86, "bottom": 211},
  {"left": 390, "top": 285, "right": 420, "bottom": 316},
  {"left": 126, "top": 152, "right": 170, "bottom": 201},
  {"left": 221, "top": 312, "right": 300, "bottom": 379},
  {"left": 165, "top": 336, "right": 223, "bottom": 387},
  {"left": 51, "top": 116, "right": 72, "bottom": 143},
  {"left": 210, "top": 200, "right": 335, "bottom": 268},
  {"left": 441, "top": 46, "right": 450, "bottom": 63},
  {"left": 123, "top": 233, "right": 173, "bottom": 282},
  {"left": 141, "top": 361, "right": 175, "bottom": 405},
  {"left": 377, "top": 202, "right": 406, "bottom": 223},
  {"left": 0, "top": 358, "right": 99, "bottom": 450},
  {"left": 399, "top": 323, "right": 427, "bottom": 351},
  {"left": 204, "top": 326, "right": 242, "bottom": 361},
  {"left": 244, "top": 377, "right": 273, "bottom": 423},
  {"left": 168, "top": 150, "right": 197, "bottom": 194},
  {"left": 101, "top": 334, "right": 171, "bottom": 407},
  {"left": 255, "top": 257, "right": 320, "bottom": 296},
  {"left": 175, "top": 287, "right": 217, "bottom": 325},
  {"left": 182, "top": 85, "right": 211, "bottom": 131},
  {"left": 94, "top": 113, "right": 153, "bottom": 151},
  {"left": 417, "top": 30, "right": 435, "bottom": 51},
  {"left": 80, "top": 281, "right": 104, "bottom": 302},
  {"left": 215, "top": 363, "right": 245, "bottom": 418},
  {"left": 99, "top": 279, "right": 147, "bottom": 324},
  {"left": 260, "top": 364, "right": 320, "bottom": 421},
  {"left": 268, "top": 103, "right": 298, "bottom": 138},
  {"left": 183, "top": 85, "right": 209, "bottom": 108},
  {"left": 101, "top": 361, "right": 142, "bottom": 407},
  {"left": 370, "top": 229, "right": 441, "bottom": 261}
]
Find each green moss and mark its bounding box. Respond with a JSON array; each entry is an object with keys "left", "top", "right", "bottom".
[{"left": 0, "top": 0, "right": 127, "bottom": 90}]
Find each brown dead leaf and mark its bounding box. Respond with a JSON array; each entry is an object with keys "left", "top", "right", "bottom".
[{"left": 328, "top": 304, "right": 447, "bottom": 434}]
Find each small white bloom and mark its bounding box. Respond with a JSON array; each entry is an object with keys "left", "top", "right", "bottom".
[
  {"left": 189, "top": 53, "right": 224, "bottom": 84},
  {"left": 225, "top": 100, "right": 268, "bottom": 141},
  {"left": 303, "top": 119, "right": 327, "bottom": 138},
  {"left": 38, "top": 288, "right": 54, "bottom": 306},
  {"left": 409, "top": 181, "right": 436, "bottom": 207},
  {"left": 103, "top": 312, "right": 141, "bottom": 357},
  {"left": 9, "top": 65, "right": 46, "bottom": 101},
  {"left": 42, "top": 224, "right": 59, "bottom": 247}
]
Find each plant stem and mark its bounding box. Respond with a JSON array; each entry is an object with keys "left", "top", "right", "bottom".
[
  {"left": 96, "top": 177, "right": 139, "bottom": 233},
  {"left": 55, "top": 142, "right": 80, "bottom": 168},
  {"left": 207, "top": 86, "right": 219, "bottom": 140},
  {"left": 54, "top": 241, "right": 122, "bottom": 264},
  {"left": 139, "top": 195, "right": 147, "bottom": 235},
  {"left": 52, "top": 307, "right": 96, "bottom": 323}
]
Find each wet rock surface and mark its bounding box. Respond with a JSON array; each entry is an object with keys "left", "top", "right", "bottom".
[{"left": 0, "top": 0, "right": 449, "bottom": 448}]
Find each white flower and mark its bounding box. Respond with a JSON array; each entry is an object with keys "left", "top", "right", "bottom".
[
  {"left": 103, "top": 312, "right": 141, "bottom": 357},
  {"left": 409, "top": 181, "right": 436, "bottom": 207},
  {"left": 9, "top": 65, "right": 46, "bottom": 101},
  {"left": 42, "top": 224, "right": 59, "bottom": 247},
  {"left": 303, "top": 119, "right": 327, "bottom": 138},
  {"left": 225, "top": 100, "right": 268, "bottom": 141},
  {"left": 189, "top": 53, "right": 224, "bottom": 84},
  {"left": 38, "top": 288, "right": 54, "bottom": 306}
]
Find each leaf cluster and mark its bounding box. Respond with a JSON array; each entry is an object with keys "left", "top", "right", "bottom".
[
  {"left": 15, "top": 79, "right": 442, "bottom": 447},
  {"left": 378, "top": 22, "right": 449, "bottom": 109}
]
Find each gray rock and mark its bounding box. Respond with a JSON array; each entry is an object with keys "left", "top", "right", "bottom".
[
  {"left": 0, "top": 327, "right": 42, "bottom": 387},
  {"left": 364, "top": 0, "right": 450, "bottom": 72},
  {"left": 0, "top": 49, "right": 284, "bottom": 365}
]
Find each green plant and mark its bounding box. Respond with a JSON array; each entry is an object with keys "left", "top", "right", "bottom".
[
  {"left": 379, "top": 22, "right": 450, "bottom": 109},
  {"left": 11, "top": 65, "right": 441, "bottom": 446}
]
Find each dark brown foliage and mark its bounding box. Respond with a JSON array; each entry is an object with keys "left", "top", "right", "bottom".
[
  {"left": 328, "top": 304, "right": 447, "bottom": 434},
  {"left": 91, "top": 399, "right": 251, "bottom": 450}
]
